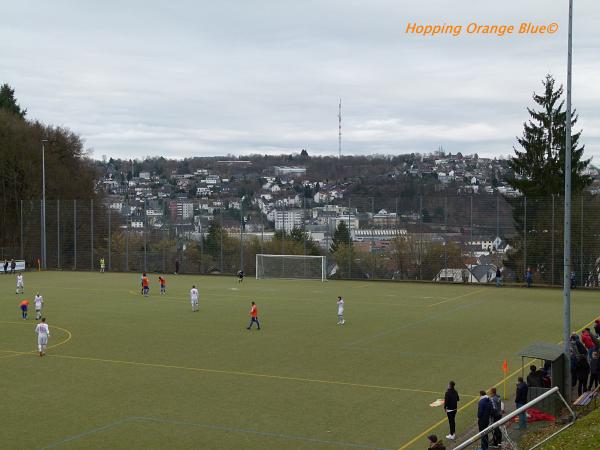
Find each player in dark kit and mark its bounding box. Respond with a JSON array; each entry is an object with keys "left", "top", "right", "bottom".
[{"left": 237, "top": 270, "right": 244, "bottom": 283}]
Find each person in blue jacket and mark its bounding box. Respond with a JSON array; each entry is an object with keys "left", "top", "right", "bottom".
[{"left": 477, "top": 390, "right": 492, "bottom": 450}]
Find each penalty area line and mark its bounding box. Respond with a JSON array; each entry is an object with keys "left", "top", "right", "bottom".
[{"left": 37, "top": 416, "right": 393, "bottom": 450}]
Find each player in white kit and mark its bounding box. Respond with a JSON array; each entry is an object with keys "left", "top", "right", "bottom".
[
  {"left": 190, "top": 285, "right": 199, "bottom": 312},
  {"left": 16, "top": 274, "right": 24, "bottom": 294},
  {"left": 337, "top": 296, "right": 345, "bottom": 325},
  {"left": 35, "top": 317, "right": 50, "bottom": 356},
  {"left": 34, "top": 293, "right": 44, "bottom": 320}
]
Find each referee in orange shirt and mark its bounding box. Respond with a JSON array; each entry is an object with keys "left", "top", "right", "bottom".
[{"left": 246, "top": 301, "right": 260, "bottom": 330}]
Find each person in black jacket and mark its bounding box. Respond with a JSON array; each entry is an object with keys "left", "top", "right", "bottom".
[
  {"left": 526, "top": 365, "right": 543, "bottom": 388},
  {"left": 443, "top": 381, "right": 459, "bottom": 441},
  {"left": 489, "top": 387, "right": 503, "bottom": 447},
  {"left": 427, "top": 434, "right": 446, "bottom": 450},
  {"left": 571, "top": 334, "right": 587, "bottom": 355},
  {"left": 477, "top": 390, "right": 492, "bottom": 450},
  {"left": 594, "top": 320, "right": 600, "bottom": 338},
  {"left": 588, "top": 352, "right": 600, "bottom": 390},
  {"left": 515, "top": 377, "right": 528, "bottom": 430},
  {"left": 575, "top": 354, "right": 590, "bottom": 396}
]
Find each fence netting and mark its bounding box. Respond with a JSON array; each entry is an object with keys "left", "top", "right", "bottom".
[{"left": 2, "top": 194, "right": 599, "bottom": 285}]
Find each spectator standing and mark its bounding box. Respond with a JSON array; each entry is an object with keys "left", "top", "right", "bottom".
[
  {"left": 515, "top": 377, "right": 528, "bottom": 430},
  {"left": 495, "top": 267, "right": 502, "bottom": 287},
  {"left": 489, "top": 387, "right": 503, "bottom": 447},
  {"left": 175, "top": 260, "right": 179, "bottom": 274},
  {"left": 3, "top": 260, "right": 8, "bottom": 274},
  {"left": 571, "top": 334, "right": 587, "bottom": 355},
  {"left": 582, "top": 329, "right": 595, "bottom": 360},
  {"left": 526, "top": 365, "right": 543, "bottom": 388},
  {"left": 444, "top": 381, "right": 459, "bottom": 441},
  {"left": 594, "top": 320, "right": 600, "bottom": 338},
  {"left": 10, "top": 259, "right": 16, "bottom": 274},
  {"left": 525, "top": 267, "right": 533, "bottom": 288},
  {"left": 427, "top": 434, "right": 446, "bottom": 450},
  {"left": 477, "top": 390, "right": 492, "bottom": 450},
  {"left": 575, "top": 354, "right": 590, "bottom": 396},
  {"left": 588, "top": 352, "right": 600, "bottom": 391}
]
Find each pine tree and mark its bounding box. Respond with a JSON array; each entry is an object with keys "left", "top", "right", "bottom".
[
  {"left": 505, "top": 74, "right": 592, "bottom": 282},
  {"left": 508, "top": 74, "right": 591, "bottom": 196},
  {"left": 204, "top": 219, "right": 226, "bottom": 258},
  {"left": 0, "top": 83, "right": 26, "bottom": 118},
  {"left": 330, "top": 221, "right": 351, "bottom": 253}
]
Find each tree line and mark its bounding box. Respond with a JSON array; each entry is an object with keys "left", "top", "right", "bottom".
[{"left": 0, "top": 83, "right": 98, "bottom": 253}]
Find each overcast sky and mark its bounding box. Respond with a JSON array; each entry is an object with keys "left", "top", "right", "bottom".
[{"left": 1, "top": 0, "right": 599, "bottom": 161}]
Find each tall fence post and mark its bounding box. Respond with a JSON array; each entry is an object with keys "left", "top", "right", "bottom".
[
  {"left": 523, "top": 196, "right": 527, "bottom": 277},
  {"left": 40, "top": 199, "right": 43, "bottom": 269},
  {"left": 302, "top": 194, "right": 307, "bottom": 278},
  {"left": 143, "top": 199, "right": 147, "bottom": 273},
  {"left": 551, "top": 194, "right": 555, "bottom": 285},
  {"left": 199, "top": 222, "right": 204, "bottom": 274},
  {"left": 371, "top": 197, "right": 375, "bottom": 278},
  {"left": 108, "top": 207, "right": 111, "bottom": 271},
  {"left": 418, "top": 196, "right": 423, "bottom": 280},
  {"left": 219, "top": 208, "right": 224, "bottom": 273},
  {"left": 496, "top": 194, "right": 500, "bottom": 267},
  {"left": 496, "top": 194, "right": 499, "bottom": 238},
  {"left": 240, "top": 198, "right": 244, "bottom": 272},
  {"left": 162, "top": 230, "right": 167, "bottom": 274},
  {"left": 580, "top": 195, "right": 584, "bottom": 286},
  {"left": 91, "top": 198, "right": 94, "bottom": 271},
  {"left": 260, "top": 213, "right": 264, "bottom": 253},
  {"left": 470, "top": 196, "right": 474, "bottom": 264},
  {"left": 20, "top": 200, "right": 23, "bottom": 259},
  {"left": 125, "top": 226, "right": 129, "bottom": 272},
  {"left": 74, "top": 200, "right": 77, "bottom": 270},
  {"left": 444, "top": 196, "right": 448, "bottom": 275},
  {"left": 347, "top": 197, "right": 352, "bottom": 279},
  {"left": 57, "top": 199, "right": 60, "bottom": 269}
]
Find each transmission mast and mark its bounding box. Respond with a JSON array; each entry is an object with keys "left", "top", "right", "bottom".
[{"left": 338, "top": 98, "right": 342, "bottom": 158}]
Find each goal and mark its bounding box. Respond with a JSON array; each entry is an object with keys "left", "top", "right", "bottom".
[{"left": 255, "top": 254, "right": 326, "bottom": 282}]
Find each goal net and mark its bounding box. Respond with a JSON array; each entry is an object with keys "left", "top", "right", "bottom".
[
  {"left": 256, "top": 254, "right": 326, "bottom": 282},
  {"left": 452, "top": 386, "right": 575, "bottom": 450}
]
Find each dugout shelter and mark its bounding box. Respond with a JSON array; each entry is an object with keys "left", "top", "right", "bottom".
[{"left": 518, "top": 342, "right": 566, "bottom": 398}]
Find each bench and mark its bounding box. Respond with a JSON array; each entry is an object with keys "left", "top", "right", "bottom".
[{"left": 573, "top": 391, "right": 598, "bottom": 407}]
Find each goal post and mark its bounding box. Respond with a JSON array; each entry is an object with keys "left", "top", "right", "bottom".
[{"left": 255, "top": 254, "right": 326, "bottom": 282}]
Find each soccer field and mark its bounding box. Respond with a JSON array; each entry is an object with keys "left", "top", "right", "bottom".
[{"left": 1, "top": 272, "right": 598, "bottom": 450}]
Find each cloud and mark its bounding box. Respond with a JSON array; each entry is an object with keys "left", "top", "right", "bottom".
[{"left": 1, "top": 0, "right": 598, "bottom": 161}]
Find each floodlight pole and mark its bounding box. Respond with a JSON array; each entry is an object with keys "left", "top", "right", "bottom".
[
  {"left": 41, "top": 139, "right": 48, "bottom": 269},
  {"left": 563, "top": 0, "right": 574, "bottom": 401}
]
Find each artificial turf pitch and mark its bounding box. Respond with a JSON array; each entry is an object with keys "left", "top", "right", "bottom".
[{"left": 1, "top": 272, "right": 598, "bottom": 450}]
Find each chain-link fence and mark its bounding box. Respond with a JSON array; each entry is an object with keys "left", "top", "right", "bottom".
[{"left": 3, "top": 194, "right": 600, "bottom": 286}]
